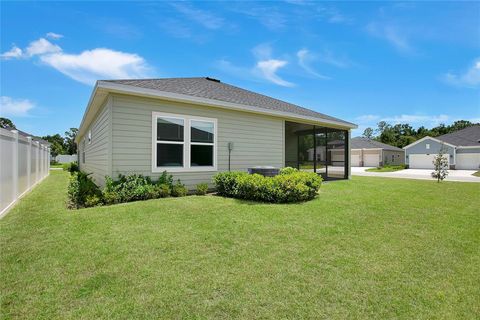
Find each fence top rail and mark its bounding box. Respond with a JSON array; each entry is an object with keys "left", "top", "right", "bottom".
[{"left": 0, "top": 127, "right": 51, "bottom": 147}]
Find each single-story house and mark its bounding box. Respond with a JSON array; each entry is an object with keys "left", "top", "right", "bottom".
[
  {"left": 75, "top": 77, "right": 357, "bottom": 188},
  {"left": 350, "top": 137, "right": 404, "bottom": 167},
  {"left": 404, "top": 125, "right": 480, "bottom": 169}
]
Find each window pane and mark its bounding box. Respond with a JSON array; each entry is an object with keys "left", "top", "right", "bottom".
[
  {"left": 191, "top": 120, "right": 214, "bottom": 143},
  {"left": 191, "top": 145, "right": 213, "bottom": 166},
  {"left": 157, "top": 117, "right": 184, "bottom": 142},
  {"left": 157, "top": 143, "right": 183, "bottom": 167}
]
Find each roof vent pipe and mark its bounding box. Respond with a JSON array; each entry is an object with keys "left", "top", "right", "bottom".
[{"left": 205, "top": 77, "right": 221, "bottom": 83}]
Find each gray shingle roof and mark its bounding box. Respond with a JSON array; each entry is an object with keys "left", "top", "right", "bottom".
[
  {"left": 103, "top": 77, "right": 355, "bottom": 127},
  {"left": 436, "top": 125, "right": 480, "bottom": 147},
  {"left": 351, "top": 137, "right": 403, "bottom": 151}
]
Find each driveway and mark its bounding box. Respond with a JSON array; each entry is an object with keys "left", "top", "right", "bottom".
[{"left": 352, "top": 167, "right": 480, "bottom": 183}]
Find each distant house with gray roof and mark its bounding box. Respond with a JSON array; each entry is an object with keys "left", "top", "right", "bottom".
[
  {"left": 350, "top": 137, "right": 404, "bottom": 167},
  {"left": 404, "top": 125, "right": 480, "bottom": 169},
  {"left": 76, "top": 77, "right": 357, "bottom": 187}
]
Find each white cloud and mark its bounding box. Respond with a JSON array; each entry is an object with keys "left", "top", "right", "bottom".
[
  {"left": 317, "top": 49, "right": 352, "bottom": 68},
  {"left": 356, "top": 114, "right": 381, "bottom": 123},
  {"left": 171, "top": 2, "right": 223, "bottom": 30},
  {"left": 316, "top": 5, "right": 350, "bottom": 24},
  {"left": 233, "top": 6, "right": 287, "bottom": 30},
  {"left": 0, "top": 46, "right": 23, "bottom": 60},
  {"left": 252, "top": 43, "right": 273, "bottom": 60},
  {"left": 381, "top": 114, "right": 450, "bottom": 125},
  {"left": 254, "top": 59, "right": 294, "bottom": 87},
  {"left": 366, "top": 22, "right": 412, "bottom": 53},
  {"left": 297, "top": 49, "right": 330, "bottom": 79},
  {"left": 40, "top": 48, "right": 151, "bottom": 85},
  {"left": 46, "top": 32, "right": 63, "bottom": 40},
  {"left": 1, "top": 36, "right": 152, "bottom": 85},
  {"left": 442, "top": 58, "right": 480, "bottom": 89},
  {"left": 218, "top": 43, "right": 294, "bottom": 87},
  {"left": 26, "top": 38, "right": 62, "bottom": 56},
  {"left": 0, "top": 96, "right": 35, "bottom": 117}
]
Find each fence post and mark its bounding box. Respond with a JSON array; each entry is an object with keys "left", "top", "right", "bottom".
[
  {"left": 27, "top": 137, "right": 32, "bottom": 190},
  {"left": 11, "top": 130, "right": 18, "bottom": 201},
  {"left": 35, "top": 141, "right": 39, "bottom": 184}
]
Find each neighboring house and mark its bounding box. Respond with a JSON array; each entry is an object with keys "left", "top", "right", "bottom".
[
  {"left": 75, "top": 77, "right": 357, "bottom": 187},
  {"left": 350, "top": 137, "right": 404, "bottom": 167},
  {"left": 404, "top": 125, "right": 480, "bottom": 169}
]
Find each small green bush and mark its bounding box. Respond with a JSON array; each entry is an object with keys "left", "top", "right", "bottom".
[
  {"left": 67, "top": 171, "right": 102, "bottom": 209},
  {"left": 213, "top": 171, "right": 248, "bottom": 196},
  {"left": 195, "top": 183, "right": 209, "bottom": 195},
  {"left": 171, "top": 180, "right": 187, "bottom": 197},
  {"left": 68, "top": 171, "right": 188, "bottom": 209},
  {"left": 279, "top": 166, "right": 298, "bottom": 175},
  {"left": 155, "top": 183, "right": 171, "bottom": 198},
  {"left": 213, "top": 170, "right": 322, "bottom": 203},
  {"left": 85, "top": 194, "right": 103, "bottom": 207},
  {"left": 157, "top": 170, "right": 174, "bottom": 187},
  {"left": 63, "top": 162, "right": 79, "bottom": 173}
]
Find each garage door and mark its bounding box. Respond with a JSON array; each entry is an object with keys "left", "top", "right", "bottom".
[
  {"left": 456, "top": 153, "right": 480, "bottom": 170},
  {"left": 409, "top": 154, "right": 449, "bottom": 169},
  {"left": 364, "top": 154, "right": 380, "bottom": 167},
  {"left": 351, "top": 154, "right": 360, "bottom": 166}
]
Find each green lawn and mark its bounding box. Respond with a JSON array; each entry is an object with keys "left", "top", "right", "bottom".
[
  {"left": 50, "top": 164, "right": 63, "bottom": 168},
  {"left": 1, "top": 171, "right": 479, "bottom": 319},
  {"left": 473, "top": 170, "right": 480, "bottom": 177},
  {"left": 366, "top": 165, "right": 406, "bottom": 172}
]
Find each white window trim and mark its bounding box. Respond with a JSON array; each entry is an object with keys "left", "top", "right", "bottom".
[{"left": 152, "top": 111, "right": 217, "bottom": 173}]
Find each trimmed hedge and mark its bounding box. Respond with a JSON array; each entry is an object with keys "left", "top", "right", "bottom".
[{"left": 213, "top": 167, "right": 322, "bottom": 203}]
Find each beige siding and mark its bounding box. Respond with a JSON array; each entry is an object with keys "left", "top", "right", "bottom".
[
  {"left": 383, "top": 150, "right": 405, "bottom": 166},
  {"left": 110, "top": 94, "right": 284, "bottom": 189},
  {"left": 78, "top": 98, "right": 111, "bottom": 185}
]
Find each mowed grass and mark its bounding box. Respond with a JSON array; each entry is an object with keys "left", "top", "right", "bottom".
[
  {"left": 366, "top": 165, "right": 406, "bottom": 172},
  {"left": 1, "top": 171, "right": 479, "bottom": 319}
]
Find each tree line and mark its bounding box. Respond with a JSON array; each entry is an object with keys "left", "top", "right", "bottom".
[
  {"left": 1, "top": 117, "right": 78, "bottom": 157},
  {"left": 362, "top": 120, "right": 478, "bottom": 148}
]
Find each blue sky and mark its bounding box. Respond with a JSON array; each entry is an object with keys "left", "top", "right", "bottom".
[{"left": 1, "top": 1, "right": 479, "bottom": 137}]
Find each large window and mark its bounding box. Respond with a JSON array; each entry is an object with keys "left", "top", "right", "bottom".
[{"left": 152, "top": 112, "right": 217, "bottom": 172}]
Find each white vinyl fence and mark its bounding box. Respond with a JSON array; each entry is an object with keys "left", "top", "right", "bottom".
[
  {"left": 0, "top": 128, "right": 50, "bottom": 217},
  {"left": 55, "top": 154, "right": 77, "bottom": 164}
]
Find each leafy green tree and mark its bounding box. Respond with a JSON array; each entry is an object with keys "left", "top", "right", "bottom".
[
  {"left": 0, "top": 117, "right": 15, "bottom": 129},
  {"left": 362, "top": 127, "right": 374, "bottom": 139},
  {"left": 42, "top": 134, "right": 66, "bottom": 157},
  {"left": 64, "top": 128, "right": 78, "bottom": 154}
]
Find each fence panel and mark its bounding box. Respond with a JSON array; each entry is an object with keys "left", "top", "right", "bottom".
[{"left": 0, "top": 128, "right": 50, "bottom": 217}]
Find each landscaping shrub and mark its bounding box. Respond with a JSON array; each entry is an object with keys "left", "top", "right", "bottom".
[
  {"left": 213, "top": 171, "right": 248, "bottom": 196},
  {"left": 67, "top": 171, "right": 102, "bottom": 209},
  {"left": 67, "top": 170, "right": 190, "bottom": 209},
  {"left": 85, "top": 194, "right": 103, "bottom": 207},
  {"left": 171, "top": 180, "right": 187, "bottom": 197},
  {"left": 63, "top": 162, "right": 79, "bottom": 173},
  {"left": 213, "top": 170, "right": 322, "bottom": 203},
  {"left": 100, "top": 172, "right": 175, "bottom": 206},
  {"left": 196, "top": 183, "right": 209, "bottom": 195},
  {"left": 279, "top": 166, "right": 298, "bottom": 175},
  {"left": 156, "top": 183, "right": 171, "bottom": 198}
]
